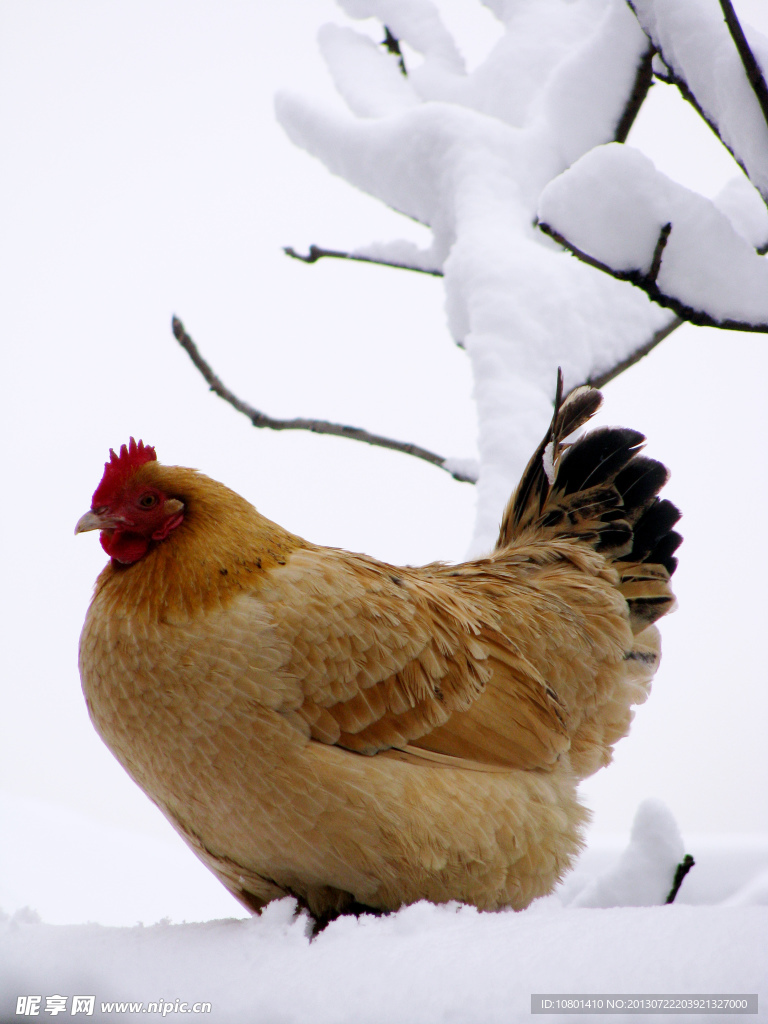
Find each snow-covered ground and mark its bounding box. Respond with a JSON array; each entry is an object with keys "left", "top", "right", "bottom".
[
  {"left": 2, "top": 795, "right": 766, "bottom": 1023},
  {"left": 3, "top": 902, "right": 765, "bottom": 1024}
]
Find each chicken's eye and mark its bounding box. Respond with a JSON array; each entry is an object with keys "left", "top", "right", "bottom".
[{"left": 138, "top": 493, "right": 157, "bottom": 509}]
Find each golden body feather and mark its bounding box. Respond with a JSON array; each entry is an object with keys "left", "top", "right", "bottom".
[{"left": 78, "top": 386, "right": 679, "bottom": 921}]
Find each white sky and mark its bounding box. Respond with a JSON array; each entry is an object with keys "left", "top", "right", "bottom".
[{"left": 1, "top": 0, "right": 767, "bottom": 923}]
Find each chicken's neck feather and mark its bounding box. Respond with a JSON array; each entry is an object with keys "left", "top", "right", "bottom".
[{"left": 92, "top": 463, "right": 307, "bottom": 622}]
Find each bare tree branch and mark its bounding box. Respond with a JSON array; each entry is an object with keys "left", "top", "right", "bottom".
[
  {"left": 284, "top": 245, "right": 443, "bottom": 277},
  {"left": 580, "top": 314, "right": 684, "bottom": 390},
  {"left": 171, "top": 316, "right": 476, "bottom": 482},
  {"left": 537, "top": 220, "right": 768, "bottom": 333},
  {"left": 172, "top": 311, "right": 692, "bottom": 487},
  {"left": 614, "top": 44, "right": 655, "bottom": 144},
  {"left": 718, "top": 0, "right": 768, "bottom": 132}
]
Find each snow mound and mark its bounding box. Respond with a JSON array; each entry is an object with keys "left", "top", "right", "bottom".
[{"left": 568, "top": 799, "right": 684, "bottom": 908}]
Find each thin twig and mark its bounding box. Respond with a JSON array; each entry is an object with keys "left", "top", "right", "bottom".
[
  {"left": 537, "top": 221, "right": 768, "bottom": 332},
  {"left": 171, "top": 316, "right": 475, "bottom": 482},
  {"left": 582, "top": 314, "right": 684, "bottom": 390},
  {"left": 172, "top": 314, "right": 690, "bottom": 487},
  {"left": 665, "top": 854, "right": 695, "bottom": 904},
  {"left": 647, "top": 222, "right": 672, "bottom": 285},
  {"left": 718, "top": 0, "right": 768, "bottom": 132},
  {"left": 284, "top": 245, "right": 443, "bottom": 277},
  {"left": 614, "top": 44, "right": 655, "bottom": 144}
]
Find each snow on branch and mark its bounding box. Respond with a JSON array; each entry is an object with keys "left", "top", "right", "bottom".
[
  {"left": 538, "top": 144, "right": 768, "bottom": 331},
  {"left": 718, "top": 0, "right": 768, "bottom": 132},
  {"left": 171, "top": 317, "right": 477, "bottom": 483},
  {"left": 629, "top": 0, "right": 768, "bottom": 202}
]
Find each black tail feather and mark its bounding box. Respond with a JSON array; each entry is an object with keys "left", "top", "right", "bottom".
[
  {"left": 622, "top": 498, "right": 682, "bottom": 575},
  {"left": 498, "top": 373, "right": 682, "bottom": 620},
  {"left": 557, "top": 427, "right": 645, "bottom": 496},
  {"left": 614, "top": 457, "right": 669, "bottom": 512},
  {"left": 502, "top": 371, "right": 603, "bottom": 541}
]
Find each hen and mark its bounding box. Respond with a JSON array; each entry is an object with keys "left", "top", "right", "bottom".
[{"left": 76, "top": 382, "right": 680, "bottom": 925}]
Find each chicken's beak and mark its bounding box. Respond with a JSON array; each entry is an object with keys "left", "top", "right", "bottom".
[{"left": 75, "top": 510, "right": 117, "bottom": 535}]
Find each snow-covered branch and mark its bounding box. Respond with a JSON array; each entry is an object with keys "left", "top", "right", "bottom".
[
  {"left": 278, "top": 0, "right": 679, "bottom": 550},
  {"left": 536, "top": 3, "right": 768, "bottom": 333},
  {"left": 273, "top": 0, "right": 768, "bottom": 548},
  {"left": 171, "top": 316, "right": 477, "bottom": 483},
  {"left": 629, "top": 0, "right": 768, "bottom": 202},
  {"left": 538, "top": 143, "right": 768, "bottom": 332},
  {"left": 718, "top": 0, "right": 768, "bottom": 135}
]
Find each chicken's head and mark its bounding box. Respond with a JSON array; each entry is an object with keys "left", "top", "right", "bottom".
[{"left": 75, "top": 438, "right": 185, "bottom": 564}]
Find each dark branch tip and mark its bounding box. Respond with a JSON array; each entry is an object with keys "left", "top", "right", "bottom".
[
  {"left": 665, "top": 853, "right": 695, "bottom": 904},
  {"left": 382, "top": 25, "right": 407, "bottom": 76},
  {"left": 647, "top": 221, "right": 672, "bottom": 285}
]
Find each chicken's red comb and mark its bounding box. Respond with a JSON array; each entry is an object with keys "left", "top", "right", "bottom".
[{"left": 92, "top": 438, "right": 157, "bottom": 506}]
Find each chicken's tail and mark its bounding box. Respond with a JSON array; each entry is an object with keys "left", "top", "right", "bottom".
[{"left": 497, "top": 371, "right": 681, "bottom": 632}]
